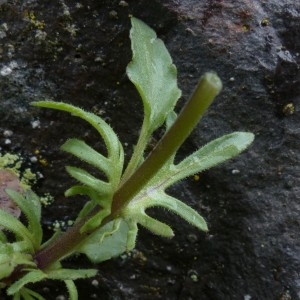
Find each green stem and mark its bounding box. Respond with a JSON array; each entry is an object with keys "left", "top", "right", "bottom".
[
  {"left": 112, "top": 72, "right": 222, "bottom": 213},
  {"left": 121, "top": 122, "right": 150, "bottom": 183},
  {"left": 33, "top": 72, "right": 222, "bottom": 271}
]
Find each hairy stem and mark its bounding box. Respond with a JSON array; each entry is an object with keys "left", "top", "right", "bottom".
[
  {"left": 34, "top": 216, "right": 91, "bottom": 270},
  {"left": 121, "top": 122, "right": 150, "bottom": 184},
  {"left": 33, "top": 72, "right": 221, "bottom": 271},
  {"left": 112, "top": 72, "right": 222, "bottom": 213}
]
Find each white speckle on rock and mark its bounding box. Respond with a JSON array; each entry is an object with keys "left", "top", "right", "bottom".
[
  {"left": 166, "top": 265, "right": 172, "bottom": 271},
  {"left": 119, "top": 0, "right": 128, "bottom": 6},
  {"left": 231, "top": 169, "right": 240, "bottom": 175},
  {"left": 30, "top": 156, "right": 38, "bottom": 163},
  {"left": 91, "top": 279, "right": 99, "bottom": 287},
  {"left": 60, "top": 0, "right": 71, "bottom": 17},
  {"left": 3, "top": 130, "right": 13, "bottom": 137},
  {"left": 0, "top": 66, "right": 12, "bottom": 76},
  {"left": 31, "top": 119, "right": 41, "bottom": 129},
  {"left": 35, "top": 29, "right": 47, "bottom": 41},
  {"left": 7, "top": 44, "right": 15, "bottom": 58},
  {"left": 9, "top": 60, "right": 18, "bottom": 69},
  {"left": 36, "top": 171, "right": 44, "bottom": 179},
  {"left": 0, "top": 61, "right": 18, "bottom": 76},
  {"left": 4, "top": 139, "right": 11, "bottom": 145},
  {"left": 0, "top": 23, "right": 8, "bottom": 38},
  {"left": 244, "top": 295, "right": 251, "bottom": 300}
]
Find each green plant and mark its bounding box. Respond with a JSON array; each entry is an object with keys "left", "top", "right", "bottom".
[{"left": 0, "top": 17, "right": 254, "bottom": 299}]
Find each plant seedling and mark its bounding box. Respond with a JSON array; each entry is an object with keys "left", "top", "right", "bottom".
[{"left": 0, "top": 18, "right": 254, "bottom": 299}]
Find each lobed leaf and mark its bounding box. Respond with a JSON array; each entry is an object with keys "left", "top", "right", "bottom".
[
  {"left": 147, "top": 191, "right": 208, "bottom": 231},
  {"left": 121, "top": 187, "right": 207, "bottom": 249},
  {"left": 5, "top": 189, "right": 42, "bottom": 249},
  {"left": 19, "top": 287, "right": 45, "bottom": 300},
  {"left": 65, "top": 166, "right": 111, "bottom": 196},
  {"left": 0, "top": 247, "right": 35, "bottom": 280},
  {"left": 32, "top": 101, "right": 124, "bottom": 186},
  {"left": 122, "top": 17, "right": 182, "bottom": 179},
  {"left": 119, "top": 133, "right": 253, "bottom": 247},
  {"left": 79, "top": 207, "right": 111, "bottom": 234},
  {"left": 62, "top": 139, "right": 111, "bottom": 178},
  {"left": 7, "top": 270, "right": 47, "bottom": 295},
  {"left": 0, "top": 210, "right": 34, "bottom": 252},
  {"left": 127, "top": 17, "right": 181, "bottom": 132},
  {"left": 0, "top": 231, "right": 7, "bottom": 243},
  {"left": 167, "top": 132, "right": 255, "bottom": 187},
  {"left": 32, "top": 101, "right": 125, "bottom": 233},
  {"left": 64, "top": 280, "right": 78, "bottom": 300},
  {"left": 77, "top": 219, "right": 129, "bottom": 263},
  {"left": 47, "top": 268, "right": 97, "bottom": 281}
]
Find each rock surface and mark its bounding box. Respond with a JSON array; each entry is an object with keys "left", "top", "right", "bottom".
[{"left": 0, "top": 0, "right": 299, "bottom": 299}]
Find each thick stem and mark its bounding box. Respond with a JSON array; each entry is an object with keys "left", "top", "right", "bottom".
[
  {"left": 33, "top": 72, "right": 222, "bottom": 271},
  {"left": 34, "top": 217, "right": 89, "bottom": 270},
  {"left": 112, "top": 72, "right": 222, "bottom": 213}
]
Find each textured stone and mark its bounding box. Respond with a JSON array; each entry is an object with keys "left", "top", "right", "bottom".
[{"left": 0, "top": 1, "right": 299, "bottom": 299}]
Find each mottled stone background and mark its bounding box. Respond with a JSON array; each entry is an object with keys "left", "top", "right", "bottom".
[{"left": 0, "top": 1, "right": 299, "bottom": 299}]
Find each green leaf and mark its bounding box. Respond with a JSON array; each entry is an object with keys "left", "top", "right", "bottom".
[
  {"left": 10, "top": 241, "right": 32, "bottom": 253},
  {"left": 31, "top": 101, "right": 124, "bottom": 179},
  {"left": 5, "top": 189, "right": 42, "bottom": 249},
  {"left": 65, "top": 166, "right": 111, "bottom": 196},
  {"left": 77, "top": 219, "right": 129, "bottom": 263},
  {"left": 127, "top": 17, "right": 181, "bottom": 132},
  {"left": 30, "top": 20, "right": 255, "bottom": 282},
  {"left": 0, "top": 251, "right": 35, "bottom": 280},
  {"left": 47, "top": 268, "right": 97, "bottom": 281},
  {"left": 147, "top": 191, "right": 208, "bottom": 231},
  {"left": 119, "top": 133, "right": 254, "bottom": 247},
  {"left": 7, "top": 270, "right": 47, "bottom": 295},
  {"left": 134, "top": 212, "right": 174, "bottom": 237},
  {"left": 0, "top": 244, "right": 34, "bottom": 280},
  {"left": 166, "top": 132, "right": 255, "bottom": 187},
  {"left": 123, "top": 17, "right": 181, "bottom": 180},
  {"left": 121, "top": 186, "right": 207, "bottom": 247},
  {"left": 12, "top": 292, "right": 21, "bottom": 300},
  {"left": 20, "top": 287, "right": 45, "bottom": 300},
  {"left": 64, "top": 280, "right": 78, "bottom": 300},
  {"left": 80, "top": 207, "right": 111, "bottom": 234},
  {"left": 62, "top": 138, "right": 111, "bottom": 178},
  {"left": 0, "top": 210, "right": 34, "bottom": 252},
  {"left": 32, "top": 101, "right": 125, "bottom": 232},
  {"left": 7, "top": 267, "right": 95, "bottom": 297},
  {"left": 0, "top": 230, "right": 7, "bottom": 243}
]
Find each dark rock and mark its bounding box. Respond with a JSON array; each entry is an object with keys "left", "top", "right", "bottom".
[{"left": 0, "top": 0, "right": 299, "bottom": 299}]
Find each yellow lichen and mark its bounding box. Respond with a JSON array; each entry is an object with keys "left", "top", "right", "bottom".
[
  {"left": 38, "top": 158, "right": 49, "bottom": 167},
  {"left": 193, "top": 174, "right": 200, "bottom": 181},
  {"left": 40, "top": 193, "right": 54, "bottom": 206},
  {"left": 282, "top": 103, "right": 295, "bottom": 116},
  {"left": 261, "top": 18, "right": 270, "bottom": 27},
  {"left": 22, "top": 168, "right": 38, "bottom": 186},
  {"left": 34, "top": 149, "right": 49, "bottom": 167},
  {"left": 0, "top": 153, "right": 37, "bottom": 189},
  {"left": 24, "top": 11, "right": 45, "bottom": 30}
]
